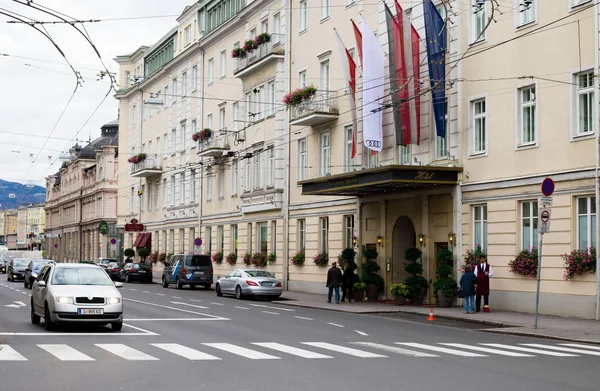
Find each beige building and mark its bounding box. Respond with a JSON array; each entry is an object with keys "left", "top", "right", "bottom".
[
  {"left": 25, "top": 204, "right": 46, "bottom": 247},
  {"left": 0, "top": 210, "right": 18, "bottom": 245},
  {"left": 45, "top": 120, "right": 119, "bottom": 262}
]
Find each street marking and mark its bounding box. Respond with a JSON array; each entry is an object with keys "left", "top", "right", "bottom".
[
  {"left": 151, "top": 343, "right": 221, "bottom": 360},
  {"left": 156, "top": 293, "right": 165, "bottom": 296},
  {"left": 210, "top": 302, "right": 224, "bottom": 306},
  {"left": 0, "top": 344, "right": 27, "bottom": 361},
  {"left": 38, "top": 344, "right": 95, "bottom": 361},
  {"left": 203, "top": 343, "right": 280, "bottom": 360},
  {"left": 481, "top": 344, "right": 577, "bottom": 357},
  {"left": 354, "top": 330, "right": 369, "bottom": 336},
  {"left": 302, "top": 342, "right": 387, "bottom": 358},
  {"left": 262, "top": 311, "right": 279, "bottom": 315},
  {"left": 560, "top": 344, "right": 600, "bottom": 351},
  {"left": 294, "top": 316, "right": 313, "bottom": 321},
  {"left": 5, "top": 301, "right": 27, "bottom": 308},
  {"left": 190, "top": 299, "right": 203, "bottom": 303},
  {"left": 235, "top": 306, "right": 250, "bottom": 310},
  {"left": 352, "top": 342, "right": 437, "bottom": 357},
  {"left": 125, "top": 318, "right": 215, "bottom": 321},
  {"left": 252, "top": 342, "right": 332, "bottom": 359},
  {"left": 122, "top": 323, "right": 159, "bottom": 335},
  {"left": 170, "top": 301, "right": 209, "bottom": 309},
  {"left": 247, "top": 303, "right": 295, "bottom": 312},
  {"left": 21, "top": 292, "right": 28, "bottom": 295},
  {"left": 96, "top": 344, "right": 159, "bottom": 361},
  {"left": 327, "top": 322, "right": 345, "bottom": 328},
  {"left": 142, "top": 291, "right": 150, "bottom": 293},
  {"left": 521, "top": 344, "right": 600, "bottom": 356},
  {"left": 395, "top": 343, "right": 487, "bottom": 357},
  {"left": 123, "top": 298, "right": 228, "bottom": 321},
  {"left": 0, "top": 332, "right": 155, "bottom": 336},
  {"left": 441, "top": 343, "right": 533, "bottom": 357},
  {"left": 129, "top": 289, "right": 137, "bottom": 291},
  {"left": 172, "top": 296, "right": 182, "bottom": 299}
]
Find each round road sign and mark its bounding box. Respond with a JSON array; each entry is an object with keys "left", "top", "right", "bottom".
[
  {"left": 540, "top": 210, "right": 550, "bottom": 223},
  {"left": 194, "top": 237, "right": 203, "bottom": 246},
  {"left": 541, "top": 177, "right": 555, "bottom": 197},
  {"left": 110, "top": 238, "right": 117, "bottom": 245}
]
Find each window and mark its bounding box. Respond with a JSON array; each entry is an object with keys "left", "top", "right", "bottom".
[
  {"left": 182, "top": 72, "right": 187, "bottom": 95},
  {"left": 320, "top": 132, "right": 330, "bottom": 176},
  {"left": 155, "top": 181, "right": 160, "bottom": 209},
  {"left": 521, "top": 201, "right": 538, "bottom": 250},
  {"left": 261, "top": 19, "right": 268, "bottom": 33},
  {"left": 344, "top": 215, "right": 354, "bottom": 249},
  {"left": 273, "top": 13, "right": 281, "bottom": 43},
  {"left": 298, "top": 70, "right": 307, "bottom": 88},
  {"left": 206, "top": 227, "right": 212, "bottom": 254},
  {"left": 140, "top": 185, "right": 145, "bottom": 212},
  {"left": 206, "top": 169, "right": 213, "bottom": 201},
  {"left": 170, "top": 230, "right": 175, "bottom": 253},
  {"left": 472, "top": 99, "right": 486, "bottom": 154},
  {"left": 173, "top": 77, "right": 178, "bottom": 97},
  {"left": 267, "top": 148, "right": 275, "bottom": 187},
  {"left": 271, "top": 221, "right": 277, "bottom": 253},
  {"left": 232, "top": 160, "right": 238, "bottom": 196},
  {"left": 321, "top": 0, "right": 330, "bottom": 19},
  {"left": 207, "top": 113, "right": 213, "bottom": 130},
  {"left": 577, "top": 197, "right": 597, "bottom": 249},
  {"left": 218, "top": 166, "right": 224, "bottom": 199},
  {"left": 254, "top": 151, "right": 263, "bottom": 189},
  {"left": 130, "top": 187, "right": 134, "bottom": 212},
  {"left": 192, "top": 66, "right": 198, "bottom": 91},
  {"left": 519, "top": 86, "right": 536, "bottom": 145},
  {"left": 299, "top": 0, "right": 308, "bottom": 32},
  {"left": 245, "top": 158, "right": 251, "bottom": 191},
  {"left": 163, "top": 133, "right": 167, "bottom": 156},
  {"left": 247, "top": 223, "right": 253, "bottom": 253},
  {"left": 399, "top": 145, "right": 410, "bottom": 164},
  {"left": 365, "top": 145, "right": 378, "bottom": 168},
  {"left": 147, "top": 184, "right": 152, "bottom": 211},
  {"left": 572, "top": 0, "right": 592, "bottom": 7},
  {"left": 171, "top": 129, "right": 176, "bottom": 153},
  {"left": 320, "top": 217, "right": 329, "bottom": 253},
  {"left": 170, "top": 176, "right": 175, "bottom": 206},
  {"left": 232, "top": 102, "right": 239, "bottom": 130},
  {"left": 298, "top": 138, "right": 307, "bottom": 180},
  {"left": 436, "top": 98, "right": 449, "bottom": 158},
  {"left": 576, "top": 71, "right": 595, "bottom": 136},
  {"left": 298, "top": 219, "right": 306, "bottom": 250},
  {"left": 165, "top": 85, "right": 169, "bottom": 105},
  {"left": 220, "top": 50, "right": 226, "bottom": 77},
  {"left": 245, "top": 91, "right": 254, "bottom": 121},
  {"left": 231, "top": 224, "right": 238, "bottom": 254},
  {"left": 181, "top": 122, "right": 186, "bottom": 150},
  {"left": 518, "top": 0, "right": 535, "bottom": 26},
  {"left": 472, "top": 0, "right": 486, "bottom": 42},
  {"left": 320, "top": 59, "right": 330, "bottom": 92},
  {"left": 345, "top": 126, "right": 353, "bottom": 172},
  {"left": 258, "top": 222, "right": 268, "bottom": 252},
  {"left": 256, "top": 85, "right": 264, "bottom": 120},
  {"left": 125, "top": 71, "right": 131, "bottom": 87},
  {"left": 473, "top": 205, "right": 487, "bottom": 252},
  {"left": 162, "top": 178, "right": 167, "bottom": 208},
  {"left": 191, "top": 120, "right": 197, "bottom": 144},
  {"left": 179, "top": 229, "right": 185, "bottom": 252},
  {"left": 218, "top": 226, "right": 224, "bottom": 251},
  {"left": 180, "top": 173, "right": 185, "bottom": 204},
  {"left": 208, "top": 58, "right": 214, "bottom": 83},
  {"left": 184, "top": 25, "right": 191, "bottom": 45},
  {"left": 191, "top": 169, "right": 196, "bottom": 201},
  {"left": 267, "top": 80, "right": 275, "bottom": 116},
  {"left": 219, "top": 107, "right": 226, "bottom": 131}
]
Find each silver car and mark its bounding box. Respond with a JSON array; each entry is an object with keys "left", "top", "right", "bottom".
[
  {"left": 31, "top": 263, "right": 124, "bottom": 331},
  {"left": 216, "top": 269, "right": 282, "bottom": 299}
]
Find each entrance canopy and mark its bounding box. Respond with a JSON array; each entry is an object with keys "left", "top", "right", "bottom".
[
  {"left": 133, "top": 232, "right": 152, "bottom": 248},
  {"left": 299, "top": 165, "right": 462, "bottom": 197}
]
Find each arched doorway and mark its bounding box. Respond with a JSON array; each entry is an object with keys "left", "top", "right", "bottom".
[{"left": 392, "top": 216, "right": 416, "bottom": 284}]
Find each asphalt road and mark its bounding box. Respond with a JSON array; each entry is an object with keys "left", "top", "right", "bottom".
[{"left": 0, "top": 266, "right": 599, "bottom": 391}]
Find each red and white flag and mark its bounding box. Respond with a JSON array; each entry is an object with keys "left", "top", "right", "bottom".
[
  {"left": 335, "top": 29, "right": 357, "bottom": 160},
  {"left": 351, "top": 20, "right": 363, "bottom": 68}
]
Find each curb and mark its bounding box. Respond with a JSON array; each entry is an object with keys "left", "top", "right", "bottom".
[
  {"left": 481, "top": 328, "right": 600, "bottom": 345},
  {"left": 277, "top": 301, "right": 402, "bottom": 314}
]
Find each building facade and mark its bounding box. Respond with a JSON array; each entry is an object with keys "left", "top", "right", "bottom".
[
  {"left": 45, "top": 120, "right": 119, "bottom": 262},
  {"left": 25, "top": 204, "right": 45, "bottom": 248},
  {"left": 0, "top": 210, "right": 18, "bottom": 245},
  {"left": 17, "top": 206, "right": 28, "bottom": 250}
]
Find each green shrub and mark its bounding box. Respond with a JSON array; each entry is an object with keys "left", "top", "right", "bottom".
[{"left": 124, "top": 248, "right": 135, "bottom": 258}]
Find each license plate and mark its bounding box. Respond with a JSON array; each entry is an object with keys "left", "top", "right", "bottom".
[
  {"left": 78, "top": 308, "right": 104, "bottom": 315},
  {"left": 197, "top": 271, "right": 204, "bottom": 275},
  {"left": 262, "top": 282, "right": 273, "bottom": 287},
  {"left": 138, "top": 270, "right": 146, "bottom": 273}
]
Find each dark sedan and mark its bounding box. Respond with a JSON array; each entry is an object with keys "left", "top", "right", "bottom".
[
  {"left": 7, "top": 258, "right": 30, "bottom": 282},
  {"left": 24, "top": 259, "right": 54, "bottom": 289},
  {"left": 119, "top": 263, "right": 153, "bottom": 283},
  {"left": 106, "top": 262, "right": 123, "bottom": 281}
]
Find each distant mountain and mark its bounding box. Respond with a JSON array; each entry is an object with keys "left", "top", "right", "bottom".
[{"left": 0, "top": 179, "right": 46, "bottom": 209}]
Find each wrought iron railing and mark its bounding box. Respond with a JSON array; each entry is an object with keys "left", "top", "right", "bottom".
[{"left": 289, "top": 90, "right": 339, "bottom": 122}]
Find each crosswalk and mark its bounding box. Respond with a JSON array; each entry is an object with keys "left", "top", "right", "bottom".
[{"left": 1, "top": 341, "right": 600, "bottom": 362}]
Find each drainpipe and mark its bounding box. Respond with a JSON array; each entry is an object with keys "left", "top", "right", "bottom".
[
  {"left": 283, "top": 0, "right": 292, "bottom": 290},
  {"left": 595, "top": 1, "right": 599, "bottom": 321},
  {"left": 78, "top": 188, "right": 83, "bottom": 262},
  {"left": 198, "top": 49, "right": 205, "bottom": 251}
]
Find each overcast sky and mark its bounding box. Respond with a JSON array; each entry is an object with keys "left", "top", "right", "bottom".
[{"left": 0, "top": 0, "right": 191, "bottom": 187}]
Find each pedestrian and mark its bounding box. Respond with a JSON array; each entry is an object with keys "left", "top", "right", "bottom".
[
  {"left": 474, "top": 257, "right": 494, "bottom": 312},
  {"left": 341, "top": 265, "right": 356, "bottom": 303},
  {"left": 459, "top": 265, "right": 478, "bottom": 314},
  {"left": 326, "top": 262, "right": 343, "bottom": 304}
]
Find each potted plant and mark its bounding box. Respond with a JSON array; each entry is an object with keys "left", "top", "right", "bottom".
[
  {"left": 268, "top": 252, "right": 276, "bottom": 264},
  {"left": 242, "top": 252, "right": 252, "bottom": 266},
  {"left": 313, "top": 251, "right": 329, "bottom": 267},
  {"left": 390, "top": 283, "right": 410, "bottom": 305},
  {"left": 137, "top": 247, "right": 150, "bottom": 261},
  {"left": 226, "top": 252, "right": 237, "bottom": 265},
  {"left": 352, "top": 282, "right": 366, "bottom": 301},
  {"left": 252, "top": 251, "right": 268, "bottom": 268},
  {"left": 508, "top": 247, "right": 538, "bottom": 278},
  {"left": 254, "top": 32, "right": 271, "bottom": 46},
  {"left": 562, "top": 247, "right": 596, "bottom": 280},
  {"left": 361, "top": 249, "right": 384, "bottom": 300},
  {"left": 338, "top": 247, "right": 357, "bottom": 270},
  {"left": 124, "top": 248, "right": 135, "bottom": 262},
  {"left": 292, "top": 250, "right": 305, "bottom": 266},
  {"left": 433, "top": 248, "right": 458, "bottom": 307},
  {"left": 282, "top": 85, "right": 318, "bottom": 106},
  {"left": 212, "top": 251, "right": 224, "bottom": 264},
  {"left": 462, "top": 245, "right": 487, "bottom": 272},
  {"left": 243, "top": 39, "right": 256, "bottom": 52},
  {"left": 403, "top": 247, "right": 428, "bottom": 305},
  {"left": 231, "top": 47, "right": 246, "bottom": 58},
  {"left": 147, "top": 251, "right": 158, "bottom": 264}
]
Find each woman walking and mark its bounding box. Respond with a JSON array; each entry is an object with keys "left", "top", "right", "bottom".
[{"left": 459, "top": 265, "right": 478, "bottom": 314}]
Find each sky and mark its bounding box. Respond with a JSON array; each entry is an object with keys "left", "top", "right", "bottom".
[{"left": 0, "top": 0, "right": 192, "bottom": 187}]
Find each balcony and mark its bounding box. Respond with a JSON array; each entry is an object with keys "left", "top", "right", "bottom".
[
  {"left": 289, "top": 91, "right": 339, "bottom": 127},
  {"left": 197, "top": 136, "right": 230, "bottom": 158},
  {"left": 233, "top": 40, "right": 284, "bottom": 78},
  {"left": 130, "top": 154, "right": 163, "bottom": 178}
]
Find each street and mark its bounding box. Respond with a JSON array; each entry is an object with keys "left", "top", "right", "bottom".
[{"left": 0, "top": 270, "right": 598, "bottom": 391}]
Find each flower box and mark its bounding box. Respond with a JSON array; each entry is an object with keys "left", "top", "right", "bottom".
[
  {"left": 231, "top": 47, "right": 246, "bottom": 58},
  {"left": 128, "top": 153, "right": 147, "bottom": 164},
  {"left": 283, "top": 85, "right": 317, "bottom": 107}
]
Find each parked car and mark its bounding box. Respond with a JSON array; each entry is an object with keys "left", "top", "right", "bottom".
[
  {"left": 119, "top": 262, "right": 152, "bottom": 283},
  {"left": 96, "top": 258, "right": 115, "bottom": 270},
  {"left": 30, "top": 263, "right": 124, "bottom": 331},
  {"left": 106, "top": 262, "right": 123, "bottom": 281},
  {"left": 216, "top": 269, "right": 282, "bottom": 299},
  {"left": 7, "top": 258, "right": 31, "bottom": 282},
  {"left": 162, "top": 254, "right": 212, "bottom": 289},
  {"left": 24, "top": 259, "right": 54, "bottom": 289}
]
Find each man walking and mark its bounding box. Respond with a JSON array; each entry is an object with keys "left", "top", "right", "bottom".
[
  {"left": 474, "top": 257, "right": 493, "bottom": 312},
  {"left": 326, "top": 262, "right": 343, "bottom": 304}
]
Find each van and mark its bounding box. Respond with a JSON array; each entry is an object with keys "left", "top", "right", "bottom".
[{"left": 162, "top": 254, "right": 213, "bottom": 289}]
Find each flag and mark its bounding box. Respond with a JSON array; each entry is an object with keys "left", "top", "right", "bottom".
[
  {"left": 423, "top": 0, "right": 447, "bottom": 138},
  {"left": 360, "top": 15, "right": 385, "bottom": 154},
  {"left": 383, "top": 2, "right": 404, "bottom": 147},
  {"left": 335, "top": 29, "right": 357, "bottom": 159},
  {"left": 395, "top": 0, "right": 421, "bottom": 145},
  {"left": 351, "top": 20, "right": 363, "bottom": 68}
]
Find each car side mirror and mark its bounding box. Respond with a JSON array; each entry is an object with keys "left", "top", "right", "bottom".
[
  {"left": 37, "top": 281, "right": 46, "bottom": 287},
  {"left": 114, "top": 281, "right": 124, "bottom": 288}
]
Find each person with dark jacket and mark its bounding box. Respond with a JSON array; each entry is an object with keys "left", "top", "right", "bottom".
[
  {"left": 459, "top": 265, "right": 478, "bottom": 314},
  {"left": 341, "top": 266, "right": 357, "bottom": 303},
  {"left": 326, "top": 262, "right": 343, "bottom": 304}
]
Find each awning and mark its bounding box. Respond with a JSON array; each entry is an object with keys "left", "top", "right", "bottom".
[
  {"left": 299, "top": 165, "right": 462, "bottom": 197},
  {"left": 133, "top": 232, "right": 152, "bottom": 248}
]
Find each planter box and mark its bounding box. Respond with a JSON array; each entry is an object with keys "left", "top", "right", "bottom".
[
  {"left": 352, "top": 290, "right": 365, "bottom": 302},
  {"left": 394, "top": 296, "right": 406, "bottom": 306}
]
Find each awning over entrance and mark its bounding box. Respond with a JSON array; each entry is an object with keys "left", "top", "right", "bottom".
[
  {"left": 299, "top": 165, "right": 462, "bottom": 196},
  {"left": 133, "top": 232, "right": 152, "bottom": 248}
]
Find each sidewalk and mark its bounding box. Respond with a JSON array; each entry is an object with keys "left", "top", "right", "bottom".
[{"left": 277, "top": 290, "right": 600, "bottom": 345}]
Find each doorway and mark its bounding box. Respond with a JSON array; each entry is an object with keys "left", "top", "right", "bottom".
[{"left": 392, "top": 216, "right": 416, "bottom": 284}]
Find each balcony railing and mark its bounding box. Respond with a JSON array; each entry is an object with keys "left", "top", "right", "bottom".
[
  {"left": 131, "top": 154, "right": 163, "bottom": 178},
  {"left": 233, "top": 40, "right": 284, "bottom": 78},
  {"left": 289, "top": 90, "right": 340, "bottom": 127},
  {"left": 197, "top": 135, "right": 230, "bottom": 158}
]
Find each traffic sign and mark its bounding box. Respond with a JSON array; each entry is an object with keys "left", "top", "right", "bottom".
[
  {"left": 194, "top": 237, "right": 203, "bottom": 246},
  {"left": 541, "top": 177, "right": 555, "bottom": 197},
  {"left": 540, "top": 196, "right": 553, "bottom": 207},
  {"left": 539, "top": 208, "right": 551, "bottom": 233}
]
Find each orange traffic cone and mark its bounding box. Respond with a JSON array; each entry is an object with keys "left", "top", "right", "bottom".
[{"left": 427, "top": 309, "right": 435, "bottom": 321}]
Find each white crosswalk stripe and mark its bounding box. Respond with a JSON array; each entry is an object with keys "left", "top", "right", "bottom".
[
  {"left": 352, "top": 342, "right": 438, "bottom": 357},
  {"left": 151, "top": 343, "right": 221, "bottom": 360},
  {"left": 302, "top": 342, "right": 387, "bottom": 358},
  {"left": 96, "top": 344, "right": 159, "bottom": 361},
  {"left": 252, "top": 342, "right": 333, "bottom": 359},
  {"left": 0, "top": 344, "right": 27, "bottom": 361},
  {"left": 203, "top": 343, "right": 280, "bottom": 360},
  {"left": 481, "top": 344, "right": 578, "bottom": 357},
  {"left": 442, "top": 343, "right": 534, "bottom": 357},
  {"left": 521, "top": 344, "right": 600, "bottom": 356},
  {"left": 395, "top": 343, "right": 487, "bottom": 357},
  {"left": 38, "top": 344, "right": 95, "bottom": 361},
  {"left": 560, "top": 343, "right": 600, "bottom": 351}
]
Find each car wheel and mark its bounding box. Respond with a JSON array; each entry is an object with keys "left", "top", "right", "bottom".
[
  {"left": 216, "top": 284, "right": 223, "bottom": 297},
  {"left": 176, "top": 278, "right": 183, "bottom": 289},
  {"left": 111, "top": 321, "right": 123, "bottom": 332},
  {"left": 162, "top": 276, "right": 168, "bottom": 288},
  {"left": 44, "top": 303, "right": 54, "bottom": 331},
  {"left": 30, "top": 301, "right": 40, "bottom": 325},
  {"left": 235, "top": 285, "right": 244, "bottom": 300}
]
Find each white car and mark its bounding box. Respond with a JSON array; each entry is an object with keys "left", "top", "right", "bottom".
[
  {"left": 31, "top": 263, "right": 124, "bottom": 331},
  {"left": 216, "top": 269, "right": 282, "bottom": 299}
]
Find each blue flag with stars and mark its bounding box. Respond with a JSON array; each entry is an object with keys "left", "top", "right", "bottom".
[{"left": 423, "top": 0, "right": 447, "bottom": 138}]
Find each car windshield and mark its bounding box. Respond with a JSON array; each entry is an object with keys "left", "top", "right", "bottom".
[
  {"left": 14, "top": 260, "right": 29, "bottom": 268},
  {"left": 100, "top": 259, "right": 112, "bottom": 264},
  {"left": 32, "top": 261, "right": 51, "bottom": 271},
  {"left": 245, "top": 270, "right": 275, "bottom": 278},
  {"left": 108, "top": 262, "right": 119, "bottom": 268},
  {"left": 51, "top": 267, "right": 113, "bottom": 286},
  {"left": 185, "top": 255, "right": 211, "bottom": 267}
]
